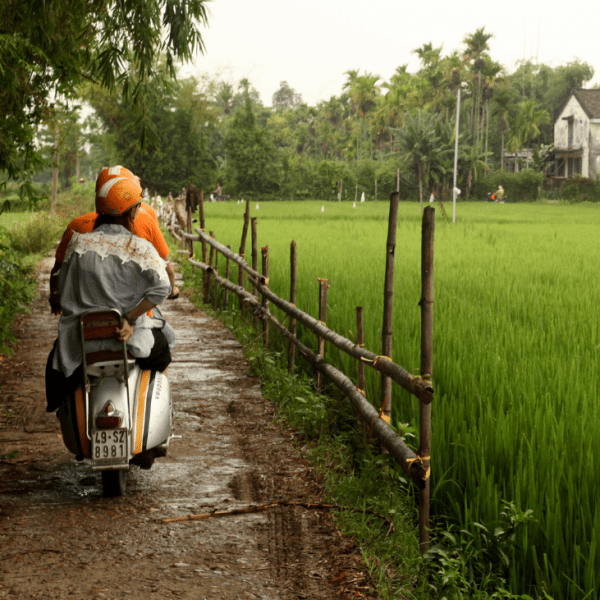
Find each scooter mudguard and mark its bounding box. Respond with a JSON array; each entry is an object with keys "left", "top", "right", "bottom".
[{"left": 58, "top": 364, "right": 171, "bottom": 462}]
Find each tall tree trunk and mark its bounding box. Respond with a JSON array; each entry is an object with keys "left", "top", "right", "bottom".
[
  {"left": 485, "top": 101, "right": 489, "bottom": 168},
  {"left": 418, "top": 164, "right": 423, "bottom": 212},
  {"left": 51, "top": 133, "right": 59, "bottom": 213}
]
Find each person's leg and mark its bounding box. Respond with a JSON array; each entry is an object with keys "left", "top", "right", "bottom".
[{"left": 45, "top": 340, "right": 83, "bottom": 412}]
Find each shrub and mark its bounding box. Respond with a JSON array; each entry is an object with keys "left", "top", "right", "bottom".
[
  {"left": 558, "top": 176, "right": 600, "bottom": 202},
  {"left": 6, "top": 212, "right": 66, "bottom": 255},
  {"left": 0, "top": 228, "right": 35, "bottom": 354}
]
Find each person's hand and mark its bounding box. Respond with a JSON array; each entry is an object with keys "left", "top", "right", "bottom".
[
  {"left": 168, "top": 286, "right": 180, "bottom": 300},
  {"left": 49, "top": 293, "right": 62, "bottom": 315},
  {"left": 115, "top": 320, "right": 134, "bottom": 342}
]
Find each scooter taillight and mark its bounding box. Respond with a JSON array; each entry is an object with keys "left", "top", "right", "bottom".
[{"left": 95, "top": 401, "right": 123, "bottom": 430}]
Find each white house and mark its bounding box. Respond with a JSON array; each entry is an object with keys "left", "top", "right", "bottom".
[{"left": 554, "top": 89, "right": 600, "bottom": 179}]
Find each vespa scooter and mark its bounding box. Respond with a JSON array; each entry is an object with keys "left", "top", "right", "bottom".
[{"left": 57, "top": 309, "right": 172, "bottom": 496}]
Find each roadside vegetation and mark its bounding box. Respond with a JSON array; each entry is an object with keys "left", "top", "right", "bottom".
[{"left": 0, "top": 187, "right": 92, "bottom": 355}]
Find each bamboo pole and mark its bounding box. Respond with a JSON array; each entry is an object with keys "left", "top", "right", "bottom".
[
  {"left": 186, "top": 205, "right": 194, "bottom": 258},
  {"left": 208, "top": 230, "right": 215, "bottom": 305},
  {"left": 251, "top": 217, "right": 258, "bottom": 330},
  {"left": 288, "top": 240, "right": 297, "bottom": 374},
  {"left": 238, "top": 199, "right": 251, "bottom": 313},
  {"left": 182, "top": 229, "right": 433, "bottom": 403},
  {"left": 356, "top": 305, "right": 370, "bottom": 438},
  {"left": 419, "top": 206, "right": 435, "bottom": 552},
  {"left": 317, "top": 278, "right": 329, "bottom": 394},
  {"left": 187, "top": 256, "right": 429, "bottom": 488},
  {"left": 225, "top": 245, "right": 231, "bottom": 309},
  {"left": 381, "top": 192, "right": 399, "bottom": 421},
  {"left": 356, "top": 306, "right": 365, "bottom": 396},
  {"left": 213, "top": 233, "right": 219, "bottom": 311},
  {"left": 198, "top": 189, "right": 209, "bottom": 304},
  {"left": 261, "top": 246, "right": 270, "bottom": 349}
]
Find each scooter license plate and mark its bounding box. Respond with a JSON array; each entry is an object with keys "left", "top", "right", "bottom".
[{"left": 92, "top": 429, "right": 129, "bottom": 466}]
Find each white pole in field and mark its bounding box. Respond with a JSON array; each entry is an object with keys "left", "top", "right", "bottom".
[{"left": 452, "top": 88, "right": 461, "bottom": 224}]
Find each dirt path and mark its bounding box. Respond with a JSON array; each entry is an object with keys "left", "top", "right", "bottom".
[{"left": 0, "top": 256, "right": 375, "bottom": 600}]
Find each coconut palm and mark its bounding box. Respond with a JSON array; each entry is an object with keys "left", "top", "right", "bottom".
[
  {"left": 463, "top": 27, "right": 494, "bottom": 145},
  {"left": 506, "top": 99, "right": 550, "bottom": 170},
  {"left": 395, "top": 110, "right": 452, "bottom": 211},
  {"left": 343, "top": 70, "right": 380, "bottom": 159}
]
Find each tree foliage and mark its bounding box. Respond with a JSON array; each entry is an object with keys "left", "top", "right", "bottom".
[
  {"left": 224, "top": 94, "right": 278, "bottom": 195},
  {"left": 0, "top": 0, "right": 208, "bottom": 186}
]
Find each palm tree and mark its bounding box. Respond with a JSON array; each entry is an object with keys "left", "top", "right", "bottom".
[
  {"left": 395, "top": 110, "right": 451, "bottom": 211},
  {"left": 462, "top": 27, "right": 494, "bottom": 145},
  {"left": 343, "top": 70, "right": 380, "bottom": 159},
  {"left": 506, "top": 99, "right": 550, "bottom": 171}
]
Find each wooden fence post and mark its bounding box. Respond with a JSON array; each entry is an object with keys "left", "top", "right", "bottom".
[
  {"left": 186, "top": 205, "right": 194, "bottom": 258},
  {"left": 225, "top": 245, "right": 231, "bottom": 309},
  {"left": 213, "top": 235, "right": 219, "bottom": 311},
  {"left": 261, "top": 246, "right": 270, "bottom": 349},
  {"left": 317, "top": 278, "right": 329, "bottom": 394},
  {"left": 238, "top": 201, "right": 250, "bottom": 314},
  {"left": 356, "top": 305, "right": 370, "bottom": 438},
  {"left": 356, "top": 306, "right": 365, "bottom": 395},
  {"left": 381, "top": 192, "right": 399, "bottom": 421},
  {"left": 251, "top": 217, "right": 258, "bottom": 330},
  {"left": 419, "top": 206, "right": 435, "bottom": 553},
  {"left": 207, "top": 230, "right": 215, "bottom": 305},
  {"left": 197, "top": 190, "right": 210, "bottom": 304},
  {"left": 288, "top": 240, "right": 297, "bottom": 374}
]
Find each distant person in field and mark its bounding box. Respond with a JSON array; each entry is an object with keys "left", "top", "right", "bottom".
[
  {"left": 494, "top": 185, "right": 504, "bottom": 202},
  {"left": 211, "top": 183, "right": 222, "bottom": 202}
]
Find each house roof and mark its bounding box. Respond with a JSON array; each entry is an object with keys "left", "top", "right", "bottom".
[{"left": 556, "top": 89, "right": 600, "bottom": 122}]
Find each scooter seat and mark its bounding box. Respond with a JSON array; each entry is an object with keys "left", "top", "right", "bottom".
[{"left": 86, "top": 350, "right": 135, "bottom": 365}]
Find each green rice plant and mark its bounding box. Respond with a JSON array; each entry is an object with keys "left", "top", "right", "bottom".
[{"left": 191, "top": 199, "right": 600, "bottom": 599}]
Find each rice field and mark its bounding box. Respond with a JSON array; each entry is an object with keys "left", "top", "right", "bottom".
[{"left": 193, "top": 199, "right": 600, "bottom": 599}]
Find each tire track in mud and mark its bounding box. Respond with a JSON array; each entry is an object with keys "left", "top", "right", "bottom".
[{"left": 0, "top": 255, "right": 375, "bottom": 600}]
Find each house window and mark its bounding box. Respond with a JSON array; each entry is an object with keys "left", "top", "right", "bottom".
[
  {"left": 567, "top": 157, "right": 582, "bottom": 177},
  {"left": 568, "top": 119, "right": 574, "bottom": 149}
]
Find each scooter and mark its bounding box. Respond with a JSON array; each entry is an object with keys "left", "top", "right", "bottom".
[
  {"left": 485, "top": 192, "right": 508, "bottom": 203},
  {"left": 57, "top": 309, "right": 172, "bottom": 496}
]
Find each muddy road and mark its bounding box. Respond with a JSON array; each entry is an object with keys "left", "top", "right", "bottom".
[{"left": 0, "top": 256, "right": 375, "bottom": 599}]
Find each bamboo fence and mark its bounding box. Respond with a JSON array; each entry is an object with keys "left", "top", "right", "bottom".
[{"left": 165, "top": 189, "right": 435, "bottom": 550}]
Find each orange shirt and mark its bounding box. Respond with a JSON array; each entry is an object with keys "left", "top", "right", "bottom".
[{"left": 55, "top": 203, "right": 170, "bottom": 263}]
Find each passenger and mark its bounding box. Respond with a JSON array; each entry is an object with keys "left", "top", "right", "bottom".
[
  {"left": 45, "top": 177, "right": 176, "bottom": 412},
  {"left": 49, "top": 166, "right": 179, "bottom": 315}
]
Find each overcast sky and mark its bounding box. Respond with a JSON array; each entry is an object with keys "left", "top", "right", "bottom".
[{"left": 180, "top": 0, "right": 600, "bottom": 107}]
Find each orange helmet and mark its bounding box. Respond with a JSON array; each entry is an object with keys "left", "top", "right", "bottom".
[
  {"left": 96, "top": 177, "right": 143, "bottom": 216},
  {"left": 95, "top": 165, "right": 137, "bottom": 196}
]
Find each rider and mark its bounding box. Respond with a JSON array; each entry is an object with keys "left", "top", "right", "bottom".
[
  {"left": 45, "top": 177, "right": 176, "bottom": 412},
  {"left": 49, "top": 166, "right": 179, "bottom": 315},
  {"left": 211, "top": 183, "right": 222, "bottom": 202},
  {"left": 494, "top": 185, "right": 504, "bottom": 202}
]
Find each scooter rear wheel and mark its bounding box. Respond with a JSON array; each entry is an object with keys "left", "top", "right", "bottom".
[{"left": 102, "top": 469, "right": 127, "bottom": 496}]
